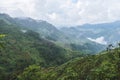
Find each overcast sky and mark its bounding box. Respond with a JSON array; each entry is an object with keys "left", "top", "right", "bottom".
[{"left": 0, "top": 0, "right": 120, "bottom": 26}]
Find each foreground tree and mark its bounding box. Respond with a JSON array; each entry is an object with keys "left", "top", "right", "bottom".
[{"left": 106, "top": 44, "right": 114, "bottom": 52}]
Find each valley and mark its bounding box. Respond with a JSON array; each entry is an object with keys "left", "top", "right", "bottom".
[{"left": 0, "top": 13, "right": 120, "bottom": 80}]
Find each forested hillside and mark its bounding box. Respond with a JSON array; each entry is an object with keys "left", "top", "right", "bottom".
[
  {"left": 0, "top": 19, "right": 85, "bottom": 80},
  {"left": 14, "top": 17, "right": 105, "bottom": 54},
  {"left": 0, "top": 13, "right": 119, "bottom": 80},
  {"left": 18, "top": 46, "right": 120, "bottom": 80},
  {"left": 0, "top": 13, "right": 105, "bottom": 54},
  {"left": 0, "top": 0, "right": 120, "bottom": 80}
]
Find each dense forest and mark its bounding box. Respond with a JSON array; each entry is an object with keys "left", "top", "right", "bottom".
[
  {"left": 18, "top": 46, "right": 120, "bottom": 80},
  {"left": 0, "top": 14, "right": 120, "bottom": 80},
  {"left": 0, "top": 19, "right": 85, "bottom": 80}
]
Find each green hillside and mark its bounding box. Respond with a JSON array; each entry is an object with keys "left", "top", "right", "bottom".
[
  {"left": 14, "top": 17, "right": 105, "bottom": 54},
  {"left": 0, "top": 20, "right": 85, "bottom": 80},
  {"left": 0, "top": 14, "right": 119, "bottom": 80},
  {"left": 18, "top": 47, "right": 120, "bottom": 80},
  {"left": 0, "top": 13, "right": 105, "bottom": 54}
]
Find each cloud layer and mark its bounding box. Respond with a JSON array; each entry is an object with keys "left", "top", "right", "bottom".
[
  {"left": 88, "top": 36, "right": 107, "bottom": 45},
  {"left": 0, "top": 0, "right": 120, "bottom": 26}
]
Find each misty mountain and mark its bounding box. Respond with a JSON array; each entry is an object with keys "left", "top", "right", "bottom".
[
  {"left": 0, "top": 13, "right": 65, "bottom": 42},
  {"left": 60, "top": 21, "right": 120, "bottom": 45},
  {"left": 1, "top": 18, "right": 119, "bottom": 80},
  {"left": 13, "top": 15, "right": 105, "bottom": 53},
  {"left": 0, "top": 13, "right": 105, "bottom": 54},
  {"left": 0, "top": 13, "right": 16, "bottom": 24},
  {"left": 0, "top": 19, "right": 87, "bottom": 80},
  {"left": 14, "top": 18, "right": 64, "bottom": 41},
  {"left": 0, "top": 13, "right": 119, "bottom": 80}
]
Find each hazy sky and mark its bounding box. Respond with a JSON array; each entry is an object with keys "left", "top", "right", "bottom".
[{"left": 0, "top": 0, "right": 120, "bottom": 26}]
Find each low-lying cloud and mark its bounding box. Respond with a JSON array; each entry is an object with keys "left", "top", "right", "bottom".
[
  {"left": 87, "top": 36, "right": 107, "bottom": 45},
  {"left": 0, "top": 0, "right": 120, "bottom": 27}
]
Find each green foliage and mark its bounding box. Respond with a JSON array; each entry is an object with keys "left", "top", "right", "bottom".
[
  {"left": 70, "top": 42, "right": 104, "bottom": 54},
  {"left": 0, "top": 34, "right": 6, "bottom": 38},
  {"left": 0, "top": 34, "right": 6, "bottom": 49},
  {"left": 18, "top": 65, "right": 42, "bottom": 80},
  {"left": 18, "top": 47, "right": 120, "bottom": 80},
  {"left": 0, "top": 14, "right": 119, "bottom": 80},
  {"left": 0, "top": 19, "right": 85, "bottom": 80}
]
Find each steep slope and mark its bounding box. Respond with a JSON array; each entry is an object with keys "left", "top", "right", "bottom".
[
  {"left": 14, "top": 18, "right": 67, "bottom": 42},
  {"left": 18, "top": 47, "right": 120, "bottom": 80},
  {"left": 0, "top": 13, "right": 105, "bottom": 54},
  {"left": 0, "top": 13, "right": 16, "bottom": 25},
  {"left": 0, "top": 13, "right": 69, "bottom": 47},
  {"left": 14, "top": 16, "right": 105, "bottom": 54},
  {"left": 0, "top": 20, "right": 85, "bottom": 80}
]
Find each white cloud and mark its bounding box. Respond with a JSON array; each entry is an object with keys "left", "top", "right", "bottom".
[
  {"left": 47, "top": 13, "right": 58, "bottom": 20},
  {"left": 0, "top": 0, "right": 120, "bottom": 27},
  {"left": 0, "top": 0, "right": 36, "bottom": 17},
  {"left": 87, "top": 36, "right": 107, "bottom": 45}
]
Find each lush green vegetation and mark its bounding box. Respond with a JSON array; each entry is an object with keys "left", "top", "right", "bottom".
[
  {"left": 0, "top": 19, "right": 85, "bottom": 80},
  {"left": 70, "top": 42, "right": 104, "bottom": 54},
  {"left": 0, "top": 34, "right": 5, "bottom": 48},
  {"left": 17, "top": 46, "right": 120, "bottom": 80},
  {"left": 0, "top": 14, "right": 119, "bottom": 80}
]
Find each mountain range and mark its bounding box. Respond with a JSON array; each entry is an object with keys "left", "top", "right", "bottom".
[
  {"left": 60, "top": 21, "right": 120, "bottom": 45},
  {"left": 0, "top": 13, "right": 106, "bottom": 54},
  {"left": 0, "top": 18, "right": 86, "bottom": 80},
  {"left": 0, "top": 13, "right": 120, "bottom": 80}
]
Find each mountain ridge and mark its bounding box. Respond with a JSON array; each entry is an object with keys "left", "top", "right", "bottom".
[
  {"left": 0, "top": 19, "right": 86, "bottom": 80},
  {"left": 0, "top": 13, "right": 105, "bottom": 54},
  {"left": 60, "top": 20, "right": 120, "bottom": 45}
]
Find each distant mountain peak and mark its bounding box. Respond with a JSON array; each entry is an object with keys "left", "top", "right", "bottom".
[{"left": 0, "top": 13, "right": 10, "bottom": 17}]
